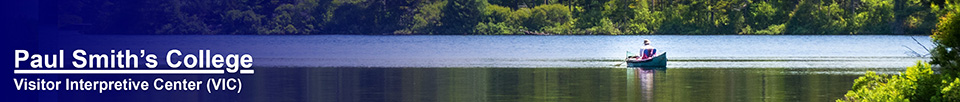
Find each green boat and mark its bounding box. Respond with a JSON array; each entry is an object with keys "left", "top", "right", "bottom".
[{"left": 626, "top": 52, "right": 667, "bottom": 67}]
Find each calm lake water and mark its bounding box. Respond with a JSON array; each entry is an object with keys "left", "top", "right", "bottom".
[{"left": 47, "top": 34, "right": 933, "bottom": 101}]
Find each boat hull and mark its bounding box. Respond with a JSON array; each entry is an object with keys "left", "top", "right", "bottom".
[{"left": 627, "top": 52, "right": 667, "bottom": 67}]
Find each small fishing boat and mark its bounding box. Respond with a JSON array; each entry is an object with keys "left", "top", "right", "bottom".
[{"left": 626, "top": 52, "right": 667, "bottom": 67}]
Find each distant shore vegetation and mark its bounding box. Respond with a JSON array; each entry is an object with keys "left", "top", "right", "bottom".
[{"left": 60, "top": 0, "right": 948, "bottom": 35}]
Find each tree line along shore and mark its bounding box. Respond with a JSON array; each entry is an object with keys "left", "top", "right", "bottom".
[{"left": 59, "top": 0, "right": 949, "bottom": 35}]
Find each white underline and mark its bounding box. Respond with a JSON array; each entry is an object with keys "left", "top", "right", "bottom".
[
  {"left": 13, "top": 69, "right": 255, "bottom": 74},
  {"left": 239, "top": 70, "right": 254, "bottom": 74}
]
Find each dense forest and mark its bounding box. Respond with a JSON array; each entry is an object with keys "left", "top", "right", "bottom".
[{"left": 58, "top": 0, "right": 951, "bottom": 35}]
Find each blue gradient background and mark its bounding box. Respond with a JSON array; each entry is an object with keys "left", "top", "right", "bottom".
[{"left": 3, "top": 1, "right": 255, "bottom": 102}]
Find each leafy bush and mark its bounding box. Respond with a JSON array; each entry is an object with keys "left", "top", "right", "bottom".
[
  {"left": 475, "top": 22, "right": 522, "bottom": 35},
  {"left": 755, "top": 24, "right": 785, "bottom": 35},
  {"left": 586, "top": 18, "right": 622, "bottom": 35},
  {"left": 931, "top": 4, "right": 960, "bottom": 101},
  {"left": 838, "top": 61, "right": 936, "bottom": 102},
  {"left": 482, "top": 5, "right": 513, "bottom": 23},
  {"left": 840, "top": 2, "right": 960, "bottom": 101},
  {"left": 932, "top": 12, "right": 960, "bottom": 77},
  {"left": 542, "top": 20, "right": 579, "bottom": 34},
  {"left": 526, "top": 4, "right": 572, "bottom": 31}
]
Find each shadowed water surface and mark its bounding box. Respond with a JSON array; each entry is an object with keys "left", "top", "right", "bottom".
[{"left": 247, "top": 67, "right": 863, "bottom": 102}]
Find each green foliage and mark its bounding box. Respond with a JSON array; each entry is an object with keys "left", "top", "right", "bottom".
[
  {"left": 754, "top": 24, "right": 785, "bottom": 35},
  {"left": 154, "top": 0, "right": 217, "bottom": 34},
  {"left": 840, "top": 71, "right": 907, "bottom": 102},
  {"left": 625, "top": 0, "right": 660, "bottom": 35},
  {"left": 398, "top": 0, "right": 447, "bottom": 34},
  {"left": 838, "top": 61, "right": 936, "bottom": 102},
  {"left": 840, "top": 2, "right": 960, "bottom": 101},
  {"left": 438, "top": 0, "right": 486, "bottom": 34},
  {"left": 61, "top": 0, "right": 943, "bottom": 35},
  {"left": 656, "top": 4, "right": 693, "bottom": 34},
  {"left": 602, "top": 0, "right": 636, "bottom": 25},
  {"left": 473, "top": 3, "right": 577, "bottom": 34},
  {"left": 941, "top": 78, "right": 960, "bottom": 101},
  {"left": 932, "top": 8, "right": 960, "bottom": 77},
  {"left": 474, "top": 22, "right": 522, "bottom": 34},
  {"left": 263, "top": 3, "right": 317, "bottom": 34},
  {"left": 852, "top": 0, "right": 895, "bottom": 34},
  {"left": 222, "top": 10, "right": 265, "bottom": 34},
  {"left": 481, "top": 5, "right": 513, "bottom": 23},
  {"left": 570, "top": 0, "right": 610, "bottom": 30},
  {"left": 898, "top": 0, "right": 940, "bottom": 34},
  {"left": 739, "top": 25, "right": 753, "bottom": 34},
  {"left": 587, "top": 18, "right": 622, "bottom": 35},
  {"left": 542, "top": 20, "right": 578, "bottom": 34},
  {"left": 527, "top": 4, "right": 572, "bottom": 31}
]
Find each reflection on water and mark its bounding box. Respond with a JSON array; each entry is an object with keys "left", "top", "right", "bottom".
[
  {"left": 628, "top": 68, "right": 660, "bottom": 102},
  {"left": 247, "top": 67, "right": 862, "bottom": 102}
]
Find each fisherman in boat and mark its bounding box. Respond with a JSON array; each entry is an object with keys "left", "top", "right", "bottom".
[
  {"left": 623, "top": 39, "right": 666, "bottom": 67},
  {"left": 640, "top": 39, "right": 656, "bottom": 59}
]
